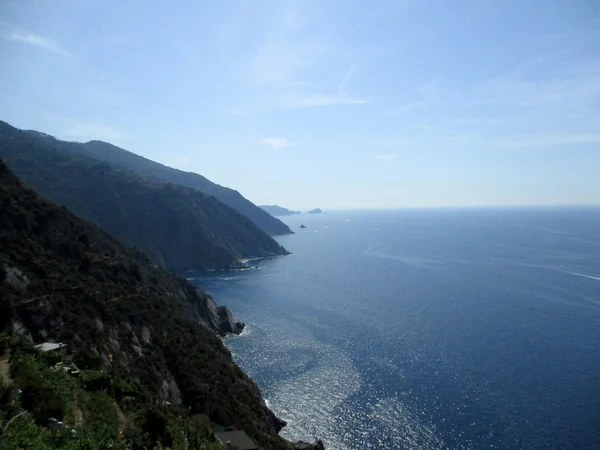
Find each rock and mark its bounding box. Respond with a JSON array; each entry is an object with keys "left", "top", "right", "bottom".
[
  {"left": 94, "top": 318, "right": 104, "bottom": 332},
  {"left": 141, "top": 326, "right": 151, "bottom": 344},
  {"left": 292, "top": 440, "right": 326, "bottom": 450},
  {"left": 233, "top": 321, "right": 245, "bottom": 334},
  {"left": 193, "top": 290, "right": 243, "bottom": 336},
  {"left": 299, "top": 224, "right": 307, "bottom": 229},
  {"left": 216, "top": 305, "right": 245, "bottom": 335},
  {"left": 159, "top": 375, "right": 182, "bottom": 405},
  {"left": 263, "top": 404, "right": 287, "bottom": 433},
  {"left": 3, "top": 264, "right": 30, "bottom": 291}
]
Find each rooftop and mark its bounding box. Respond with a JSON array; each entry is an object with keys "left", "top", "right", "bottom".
[{"left": 34, "top": 342, "right": 66, "bottom": 352}]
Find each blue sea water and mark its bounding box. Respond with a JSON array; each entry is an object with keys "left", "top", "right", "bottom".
[{"left": 189, "top": 208, "right": 600, "bottom": 449}]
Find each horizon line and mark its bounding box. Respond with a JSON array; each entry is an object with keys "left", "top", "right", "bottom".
[{"left": 280, "top": 203, "right": 600, "bottom": 212}]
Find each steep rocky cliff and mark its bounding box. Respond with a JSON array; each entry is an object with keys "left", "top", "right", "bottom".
[
  {"left": 0, "top": 121, "right": 289, "bottom": 272},
  {"left": 18, "top": 125, "right": 293, "bottom": 236},
  {"left": 0, "top": 159, "right": 289, "bottom": 448}
]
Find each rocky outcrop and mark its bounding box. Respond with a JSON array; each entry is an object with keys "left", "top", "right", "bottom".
[
  {"left": 3, "top": 264, "right": 30, "bottom": 292},
  {"left": 216, "top": 306, "right": 245, "bottom": 335},
  {"left": 194, "top": 291, "right": 245, "bottom": 336},
  {"left": 292, "top": 440, "right": 326, "bottom": 450},
  {"left": 263, "top": 403, "right": 287, "bottom": 433}
]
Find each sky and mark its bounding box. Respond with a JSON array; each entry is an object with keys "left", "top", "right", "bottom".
[{"left": 1, "top": 0, "right": 599, "bottom": 209}]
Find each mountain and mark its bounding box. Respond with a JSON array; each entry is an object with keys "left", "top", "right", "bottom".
[
  {"left": 26, "top": 134, "right": 293, "bottom": 236},
  {"left": 260, "top": 205, "right": 301, "bottom": 216},
  {"left": 308, "top": 208, "right": 323, "bottom": 214},
  {"left": 0, "top": 121, "right": 289, "bottom": 272},
  {"left": 0, "top": 159, "right": 289, "bottom": 448}
]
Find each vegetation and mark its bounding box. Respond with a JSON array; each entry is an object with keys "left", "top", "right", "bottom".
[
  {"left": 73, "top": 139, "right": 293, "bottom": 236},
  {"left": 0, "top": 120, "right": 289, "bottom": 272},
  {"left": 1, "top": 351, "right": 225, "bottom": 449},
  {"left": 0, "top": 159, "right": 289, "bottom": 448},
  {"left": 12, "top": 122, "right": 292, "bottom": 236}
]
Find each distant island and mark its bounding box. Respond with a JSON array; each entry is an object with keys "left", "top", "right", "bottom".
[
  {"left": 260, "top": 205, "right": 301, "bottom": 217},
  {"left": 307, "top": 208, "right": 323, "bottom": 214},
  {"left": 300, "top": 224, "right": 307, "bottom": 229}
]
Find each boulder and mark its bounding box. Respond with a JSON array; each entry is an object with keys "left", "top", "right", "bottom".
[{"left": 292, "top": 440, "right": 326, "bottom": 450}]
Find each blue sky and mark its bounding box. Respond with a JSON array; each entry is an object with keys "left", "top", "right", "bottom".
[{"left": 1, "top": 0, "right": 599, "bottom": 209}]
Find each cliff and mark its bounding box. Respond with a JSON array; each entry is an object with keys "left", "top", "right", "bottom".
[
  {"left": 0, "top": 121, "right": 289, "bottom": 272},
  {"left": 0, "top": 159, "right": 289, "bottom": 448},
  {"left": 15, "top": 127, "right": 292, "bottom": 236}
]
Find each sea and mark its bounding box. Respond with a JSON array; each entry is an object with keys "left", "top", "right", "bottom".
[{"left": 188, "top": 208, "right": 600, "bottom": 449}]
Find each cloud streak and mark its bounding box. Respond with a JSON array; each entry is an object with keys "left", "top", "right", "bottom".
[
  {"left": 260, "top": 137, "right": 297, "bottom": 149},
  {"left": 375, "top": 154, "right": 398, "bottom": 161},
  {"left": 386, "top": 78, "right": 441, "bottom": 115},
  {"left": 506, "top": 133, "right": 600, "bottom": 148},
  {"left": 289, "top": 95, "right": 369, "bottom": 108},
  {"left": 288, "top": 67, "right": 369, "bottom": 108},
  {"left": 1, "top": 22, "right": 74, "bottom": 58}
]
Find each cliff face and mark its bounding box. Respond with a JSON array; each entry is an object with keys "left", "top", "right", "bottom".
[
  {"left": 14, "top": 128, "right": 293, "bottom": 236},
  {"left": 0, "top": 159, "right": 288, "bottom": 448},
  {"left": 0, "top": 121, "right": 289, "bottom": 272}
]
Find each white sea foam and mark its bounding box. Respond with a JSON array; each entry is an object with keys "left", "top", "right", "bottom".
[{"left": 560, "top": 270, "right": 600, "bottom": 282}]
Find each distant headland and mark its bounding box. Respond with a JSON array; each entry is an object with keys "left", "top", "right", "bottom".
[{"left": 261, "top": 205, "right": 301, "bottom": 217}]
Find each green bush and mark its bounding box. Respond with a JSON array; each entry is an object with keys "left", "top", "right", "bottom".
[
  {"left": 9, "top": 353, "right": 75, "bottom": 424},
  {"left": 81, "top": 391, "right": 120, "bottom": 442}
]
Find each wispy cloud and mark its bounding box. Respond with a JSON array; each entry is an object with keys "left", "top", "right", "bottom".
[
  {"left": 386, "top": 78, "right": 441, "bottom": 115},
  {"left": 385, "top": 101, "right": 423, "bottom": 116},
  {"left": 289, "top": 67, "right": 369, "bottom": 108},
  {"left": 260, "top": 137, "right": 297, "bottom": 149},
  {"left": 219, "top": 107, "right": 248, "bottom": 116},
  {"left": 452, "top": 117, "right": 502, "bottom": 126},
  {"left": 506, "top": 133, "right": 600, "bottom": 148},
  {"left": 0, "top": 22, "right": 74, "bottom": 58},
  {"left": 290, "top": 95, "right": 368, "bottom": 108},
  {"left": 245, "top": 13, "right": 330, "bottom": 87},
  {"left": 375, "top": 153, "right": 398, "bottom": 161}
]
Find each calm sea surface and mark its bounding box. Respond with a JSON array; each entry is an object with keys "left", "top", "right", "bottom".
[{"left": 189, "top": 208, "right": 600, "bottom": 449}]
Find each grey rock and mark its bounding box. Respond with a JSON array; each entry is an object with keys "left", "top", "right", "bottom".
[
  {"left": 4, "top": 264, "right": 30, "bottom": 291},
  {"left": 141, "top": 326, "right": 151, "bottom": 344}
]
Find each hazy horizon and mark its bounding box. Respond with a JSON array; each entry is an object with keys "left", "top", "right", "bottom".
[{"left": 1, "top": 0, "right": 599, "bottom": 209}]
